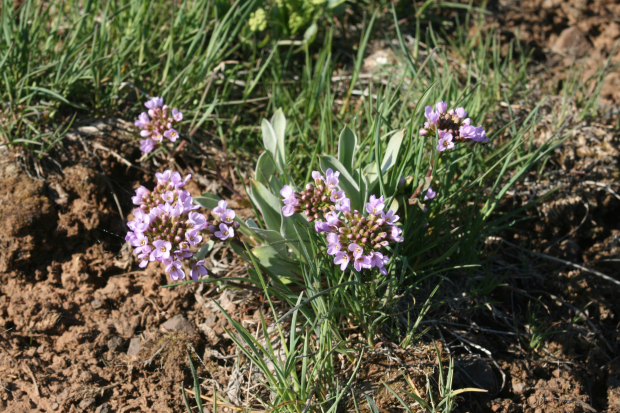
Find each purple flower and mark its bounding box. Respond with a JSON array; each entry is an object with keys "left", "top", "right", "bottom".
[
  {"left": 327, "top": 241, "right": 341, "bottom": 255},
  {"left": 164, "top": 128, "right": 179, "bottom": 142},
  {"left": 129, "top": 232, "right": 149, "bottom": 253},
  {"left": 212, "top": 200, "right": 228, "bottom": 217},
  {"left": 424, "top": 106, "right": 439, "bottom": 124},
  {"left": 366, "top": 195, "right": 385, "bottom": 215},
  {"left": 280, "top": 185, "right": 296, "bottom": 202},
  {"left": 327, "top": 233, "right": 339, "bottom": 245},
  {"left": 172, "top": 108, "right": 183, "bottom": 122},
  {"left": 312, "top": 171, "right": 324, "bottom": 182},
  {"left": 145, "top": 97, "right": 164, "bottom": 109},
  {"left": 282, "top": 203, "right": 297, "bottom": 217},
  {"left": 219, "top": 209, "right": 234, "bottom": 224},
  {"left": 140, "top": 138, "right": 155, "bottom": 153},
  {"left": 188, "top": 211, "right": 207, "bottom": 230},
  {"left": 325, "top": 168, "right": 340, "bottom": 188},
  {"left": 166, "top": 260, "right": 185, "bottom": 281},
  {"left": 381, "top": 210, "right": 399, "bottom": 224},
  {"left": 424, "top": 187, "right": 436, "bottom": 201},
  {"left": 135, "top": 112, "right": 150, "bottom": 128},
  {"left": 330, "top": 189, "right": 345, "bottom": 203},
  {"left": 162, "top": 190, "right": 175, "bottom": 204},
  {"left": 172, "top": 173, "right": 191, "bottom": 189},
  {"left": 471, "top": 126, "right": 488, "bottom": 143},
  {"left": 132, "top": 186, "right": 150, "bottom": 205},
  {"left": 437, "top": 131, "right": 454, "bottom": 152},
  {"left": 152, "top": 132, "right": 163, "bottom": 143},
  {"left": 455, "top": 107, "right": 467, "bottom": 119},
  {"left": 186, "top": 229, "right": 203, "bottom": 246},
  {"left": 315, "top": 221, "right": 333, "bottom": 233},
  {"left": 335, "top": 198, "right": 350, "bottom": 213},
  {"left": 436, "top": 101, "right": 447, "bottom": 114},
  {"left": 389, "top": 226, "right": 404, "bottom": 243},
  {"left": 214, "top": 223, "right": 234, "bottom": 240},
  {"left": 191, "top": 260, "right": 208, "bottom": 281},
  {"left": 354, "top": 254, "right": 372, "bottom": 272},
  {"left": 156, "top": 170, "right": 172, "bottom": 183},
  {"left": 128, "top": 209, "right": 150, "bottom": 232},
  {"left": 153, "top": 240, "right": 172, "bottom": 260},
  {"left": 334, "top": 252, "right": 350, "bottom": 271},
  {"left": 325, "top": 211, "right": 340, "bottom": 226},
  {"left": 348, "top": 243, "right": 364, "bottom": 258}
]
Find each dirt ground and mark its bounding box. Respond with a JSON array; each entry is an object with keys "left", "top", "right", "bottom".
[{"left": 1, "top": 2, "right": 620, "bottom": 412}]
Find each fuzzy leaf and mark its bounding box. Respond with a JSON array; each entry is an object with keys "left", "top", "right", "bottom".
[
  {"left": 381, "top": 129, "right": 404, "bottom": 174},
  {"left": 338, "top": 126, "right": 357, "bottom": 174},
  {"left": 252, "top": 228, "right": 288, "bottom": 257},
  {"left": 249, "top": 179, "right": 282, "bottom": 232},
  {"left": 261, "top": 118, "right": 277, "bottom": 166},
  {"left": 363, "top": 162, "right": 380, "bottom": 194},
  {"left": 251, "top": 245, "right": 299, "bottom": 280},
  {"left": 271, "top": 108, "right": 286, "bottom": 170},
  {"left": 255, "top": 151, "right": 276, "bottom": 186}
]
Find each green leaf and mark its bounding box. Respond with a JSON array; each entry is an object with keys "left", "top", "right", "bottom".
[
  {"left": 246, "top": 218, "right": 259, "bottom": 228},
  {"left": 249, "top": 179, "right": 282, "bottom": 232},
  {"left": 337, "top": 126, "right": 357, "bottom": 174},
  {"left": 255, "top": 151, "right": 276, "bottom": 187},
  {"left": 251, "top": 245, "right": 299, "bottom": 280},
  {"left": 195, "top": 193, "right": 221, "bottom": 210},
  {"left": 303, "top": 23, "right": 317, "bottom": 45},
  {"left": 252, "top": 228, "right": 288, "bottom": 257},
  {"left": 261, "top": 118, "right": 277, "bottom": 165},
  {"left": 319, "top": 155, "right": 361, "bottom": 211},
  {"left": 271, "top": 108, "right": 286, "bottom": 170},
  {"left": 381, "top": 129, "right": 404, "bottom": 174},
  {"left": 363, "top": 162, "right": 380, "bottom": 194},
  {"left": 195, "top": 241, "right": 214, "bottom": 260}
]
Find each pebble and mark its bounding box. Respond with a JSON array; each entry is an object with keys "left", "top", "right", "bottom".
[
  {"left": 127, "top": 337, "right": 141, "bottom": 356},
  {"left": 80, "top": 371, "right": 93, "bottom": 382},
  {"left": 96, "top": 403, "right": 110, "bottom": 413},
  {"left": 107, "top": 336, "right": 123, "bottom": 352},
  {"left": 161, "top": 314, "right": 196, "bottom": 335},
  {"left": 79, "top": 397, "right": 95, "bottom": 409},
  {"left": 91, "top": 299, "right": 102, "bottom": 310}
]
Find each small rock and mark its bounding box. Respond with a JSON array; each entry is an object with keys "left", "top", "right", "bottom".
[
  {"left": 204, "top": 316, "right": 218, "bottom": 327},
  {"left": 79, "top": 397, "right": 95, "bottom": 410},
  {"left": 512, "top": 380, "right": 527, "bottom": 394},
  {"left": 127, "top": 337, "right": 141, "bottom": 356},
  {"left": 91, "top": 299, "right": 102, "bottom": 310},
  {"left": 551, "top": 27, "right": 591, "bottom": 58},
  {"left": 161, "top": 314, "right": 196, "bottom": 335},
  {"left": 77, "top": 126, "right": 101, "bottom": 136},
  {"left": 107, "top": 336, "right": 123, "bottom": 352},
  {"left": 80, "top": 371, "right": 93, "bottom": 382},
  {"left": 96, "top": 403, "right": 110, "bottom": 413}
]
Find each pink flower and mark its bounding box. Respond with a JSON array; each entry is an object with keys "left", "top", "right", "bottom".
[
  {"left": 186, "top": 229, "right": 202, "bottom": 246},
  {"left": 366, "top": 195, "right": 385, "bottom": 215},
  {"left": 132, "top": 186, "right": 150, "bottom": 205},
  {"left": 455, "top": 107, "right": 467, "bottom": 119},
  {"left": 220, "top": 209, "right": 235, "bottom": 224},
  {"left": 164, "top": 128, "right": 179, "bottom": 142},
  {"left": 212, "top": 200, "right": 228, "bottom": 217},
  {"left": 145, "top": 97, "right": 164, "bottom": 109},
  {"left": 330, "top": 189, "right": 345, "bottom": 203},
  {"left": 191, "top": 260, "right": 208, "bottom": 281},
  {"left": 334, "top": 252, "right": 350, "bottom": 271},
  {"left": 214, "top": 223, "right": 234, "bottom": 240},
  {"left": 335, "top": 198, "right": 350, "bottom": 213},
  {"left": 156, "top": 170, "right": 172, "bottom": 183},
  {"left": 140, "top": 138, "right": 154, "bottom": 153},
  {"left": 381, "top": 210, "right": 399, "bottom": 224},
  {"left": 354, "top": 254, "right": 372, "bottom": 272},
  {"left": 282, "top": 203, "right": 297, "bottom": 217},
  {"left": 389, "top": 226, "right": 404, "bottom": 243},
  {"left": 436, "top": 131, "right": 454, "bottom": 152},
  {"left": 312, "top": 171, "right": 324, "bottom": 182},
  {"left": 424, "top": 106, "right": 439, "bottom": 124},
  {"left": 172, "top": 108, "right": 183, "bottom": 122},
  {"left": 436, "top": 101, "right": 447, "bottom": 114},
  {"left": 166, "top": 260, "right": 185, "bottom": 281},
  {"left": 153, "top": 240, "right": 172, "bottom": 260},
  {"left": 424, "top": 187, "right": 436, "bottom": 201},
  {"left": 135, "top": 112, "right": 150, "bottom": 128},
  {"left": 325, "top": 168, "right": 340, "bottom": 188},
  {"left": 188, "top": 211, "right": 207, "bottom": 230}
]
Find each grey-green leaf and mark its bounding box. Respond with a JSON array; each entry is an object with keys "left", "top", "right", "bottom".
[
  {"left": 319, "top": 155, "right": 361, "bottom": 212},
  {"left": 381, "top": 129, "right": 404, "bottom": 174},
  {"left": 249, "top": 179, "right": 282, "bottom": 232},
  {"left": 271, "top": 108, "right": 286, "bottom": 170},
  {"left": 255, "top": 151, "right": 276, "bottom": 187},
  {"left": 338, "top": 126, "right": 357, "bottom": 174},
  {"left": 261, "top": 118, "right": 277, "bottom": 165}
]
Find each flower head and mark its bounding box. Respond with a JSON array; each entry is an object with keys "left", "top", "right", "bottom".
[
  {"left": 214, "top": 223, "right": 234, "bottom": 241},
  {"left": 334, "top": 252, "right": 350, "bottom": 271},
  {"left": 424, "top": 187, "right": 436, "bottom": 201},
  {"left": 190, "top": 260, "right": 208, "bottom": 281},
  {"left": 140, "top": 138, "right": 155, "bottom": 153},
  {"left": 437, "top": 131, "right": 454, "bottom": 152},
  {"left": 136, "top": 97, "right": 183, "bottom": 152}
]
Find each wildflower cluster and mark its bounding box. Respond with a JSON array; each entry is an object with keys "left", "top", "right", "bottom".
[
  {"left": 125, "top": 170, "right": 208, "bottom": 281},
  {"left": 206, "top": 200, "right": 240, "bottom": 241},
  {"left": 420, "top": 101, "right": 487, "bottom": 151},
  {"left": 280, "top": 169, "right": 350, "bottom": 221},
  {"left": 316, "top": 194, "right": 403, "bottom": 274},
  {"left": 135, "top": 97, "right": 184, "bottom": 154}
]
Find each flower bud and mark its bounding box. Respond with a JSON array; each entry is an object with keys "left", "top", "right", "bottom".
[
  {"left": 376, "top": 219, "right": 385, "bottom": 226},
  {"left": 372, "top": 224, "right": 379, "bottom": 231},
  {"left": 306, "top": 183, "right": 313, "bottom": 190},
  {"left": 361, "top": 237, "right": 368, "bottom": 244},
  {"left": 175, "top": 236, "right": 182, "bottom": 243},
  {"left": 317, "top": 184, "right": 325, "bottom": 192},
  {"left": 355, "top": 234, "right": 361, "bottom": 240},
  {"left": 339, "top": 227, "right": 350, "bottom": 234},
  {"left": 347, "top": 234, "right": 354, "bottom": 240},
  {"left": 321, "top": 195, "right": 327, "bottom": 202},
  {"left": 233, "top": 222, "right": 240, "bottom": 229}
]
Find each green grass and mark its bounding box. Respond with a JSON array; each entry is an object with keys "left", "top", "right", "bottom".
[{"left": 2, "top": 1, "right": 613, "bottom": 412}]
